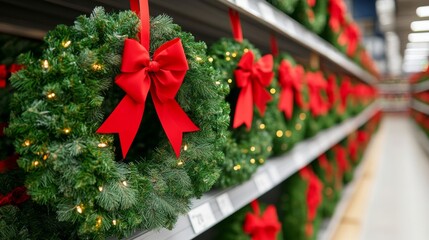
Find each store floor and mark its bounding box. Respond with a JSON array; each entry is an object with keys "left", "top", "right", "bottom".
[{"left": 332, "top": 113, "right": 429, "bottom": 240}]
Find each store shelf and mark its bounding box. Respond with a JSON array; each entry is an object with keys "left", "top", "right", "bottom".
[
  {"left": 125, "top": 102, "right": 380, "bottom": 240},
  {"left": 218, "top": 0, "right": 377, "bottom": 86},
  {"left": 412, "top": 121, "right": 429, "bottom": 156},
  {"left": 377, "top": 83, "right": 410, "bottom": 94},
  {"left": 411, "top": 99, "right": 429, "bottom": 115},
  {"left": 411, "top": 81, "right": 429, "bottom": 93}
]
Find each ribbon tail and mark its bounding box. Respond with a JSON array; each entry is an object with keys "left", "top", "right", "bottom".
[
  {"left": 0, "top": 79, "right": 6, "bottom": 88},
  {"left": 233, "top": 85, "right": 253, "bottom": 130},
  {"left": 154, "top": 98, "right": 199, "bottom": 158},
  {"left": 253, "top": 86, "right": 272, "bottom": 116},
  {"left": 97, "top": 96, "right": 145, "bottom": 158},
  {"left": 278, "top": 88, "right": 293, "bottom": 119}
]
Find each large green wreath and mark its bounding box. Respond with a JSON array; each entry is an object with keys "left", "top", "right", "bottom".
[
  {"left": 292, "top": 0, "right": 328, "bottom": 34},
  {"left": 7, "top": 8, "right": 229, "bottom": 238},
  {"left": 208, "top": 38, "right": 273, "bottom": 188}
]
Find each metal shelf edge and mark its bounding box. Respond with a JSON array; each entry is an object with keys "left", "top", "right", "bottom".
[
  {"left": 411, "top": 81, "right": 429, "bottom": 93},
  {"left": 411, "top": 99, "right": 429, "bottom": 115}
]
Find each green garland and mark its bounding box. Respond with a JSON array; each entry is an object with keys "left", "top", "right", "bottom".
[
  {"left": 7, "top": 8, "right": 230, "bottom": 238},
  {"left": 266, "top": 53, "right": 309, "bottom": 155},
  {"left": 267, "top": 0, "right": 300, "bottom": 15},
  {"left": 292, "top": 0, "right": 328, "bottom": 34},
  {"left": 208, "top": 38, "right": 273, "bottom": 187}
]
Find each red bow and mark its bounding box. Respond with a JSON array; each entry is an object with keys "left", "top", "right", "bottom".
[
  {"left": 338, "top": 22, "right": 361, "bottom": 56},
  {"left": 328, "top": 0, "right": 347, "bottom": 33},
  {"left": 299, "top": 167, "right": 323, "bottom": 222},
  {"left": 335, "top": 146, "right": 349, "bottom": 174},
  {"left": 233, "top": 51, "right": 273, "bottom": 129},
  {"left": 0, "top": 154, "right": 19, "bottom": 173},
  {"left": 357, "top": 130, "right": 369, "bottom": 144},
  {"left": 338, "top": 77, "right": 351, "bottom": 113},
  {"left": 326, "top": 74, "right": 338, "bottom": 109},
  {"left": 9, "top": 64, "right": 23, "bottom": 73},
  {"left": 97, "top": 0, "right": 199, "bottom": 158},
  {"left": 307, "top": 71, "right": 328, "bottom": 117},
  {"left": 307, "top": 0, "right": 316, "bottom": 7},
  {"left": 0, "top": 64, "right": 8, "bottom": 88},
  {"left": 0, "top": 186, "right": 30, "bottom": 207},
  {"left": 243, "top": 200, "right": 281, "bottom": 240},
  {"left": 349, "top": 139, "right": 359, "bottom": 162},
  {"left": 278, "top": 60, "right": 305, "bottom": 119},
  {"left": 318, "top": 154, "right": 333, "bottom": 182}
]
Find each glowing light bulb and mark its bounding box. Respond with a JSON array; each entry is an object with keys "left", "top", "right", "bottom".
[
  {"left": 208, "top": 57, "right": 214, "bottom": 63},
  {"left": 250, "top": 146, "right": 256, "bottom": 152},
  {"left": 98, "top": 143, "right": 107, "bottom": 148},
  {"left": 270, "top": 88, "right": 276, "bottom": 94},
  {"left": 112, "top": 219, "right": 117, "bottom": 226},
  {"left": 23, "top": 140, "right": 31, "bottom": 147},
  {"left": 92, "top": 63, "right": 102, "bottom": 71},
  {"left": 233, "top": 164, "right": 241, "bottom": 171},
  {"left": 63, "top": 128, "right": 71, "bottom": 134},
  {"left": 62, "top": 40, "right": 71, "bottom": 48},
  {"left": 250, "top": 158, "right": 256, "bottom": 164},
  {"left": 98, "top": 186, "right": 103, "bottom": 192},
  {"left": 276, "top": 130, "right": 284, "bottom": 137},
  {"left": 76, "top": 205, "right": 83, "bottom": 214},
  {"left": 42, "top": 60, "right": 49, "bottom": 69},
  {"left": 183, "top": 144, "right": 188, "bottom": 151},
  {"left": 122, "top": 181, "right": 128, "bottom": 187},
  {"left": 227, "top": 79, "right": 233, "bottom": 84},
  {"left": 259, "top": 123, "right": 266, "bottom": 129},
  {"left": 47, "top": 92, "right": 56, "bottom": 99}
]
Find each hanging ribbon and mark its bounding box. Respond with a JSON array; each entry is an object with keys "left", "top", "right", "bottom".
[
  {"left": 0, "top": 154, "right": 19, "bottom": 173},
  {"left": 229, "top": 9, "right": 243, "bottom": 43},
  {"left": 0, "top": 186, "right": 29, "bottom": 207},
  {"left": 270, "top": 33, "right": 279, "bottom": 57},
  {"left": 307, "top": 71, "right": 328, "bottom": 117},
  {"left": 243, "top": 200, "right": 281, "bottom": 240},
  {"left": 299, "top": 167, "right": 323, "bottom": 222},
  {"left": 233, "top": 51, "right": 273, "bottom": 129},
  {"left": 278, "top": 60, "right": 305, "bottom": 119},
  {"left": 0, "top": 64, "right": 8, "bottom": 88},
  {"left": 328, "top": 0, "right": 347, "bottom": 33},
  {"left": 97, "top": 0, "right": 199, "bottom": 158}
]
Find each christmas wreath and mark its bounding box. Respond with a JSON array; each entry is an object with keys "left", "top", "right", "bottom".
[
  {"left": 292, "top": 0, "right": 328, "bottom": 34},
  {"left": 209, "top": 10, "right": 273, "bottom": 188},
  {"left": 321, "top": 0, "right": 347, "bottom": 46},
  {"left": 267, "top": 0, "right": 300, "bottom": 15},
  {"left": 305, "top": 70, "right": 329, "bottom": 137},
  {"left": 279, "top": 166, "right": 323, "bottom": 240},
  {"left": 216, "top": 199, "right": 283, "bottom": 240},
  {"left": 265, "top": 53, "right": 309, "bottom": 155},
  {"left": 7, "top": 1, "right": 230, "bottom": 238}
]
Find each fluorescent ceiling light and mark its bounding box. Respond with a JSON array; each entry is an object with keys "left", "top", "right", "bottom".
[
  {"left": 405, "top": 49, "right": 429, "bottom": 54},
  {"left": 406, "top": 42, "right": 429, "bottom": 49},
  {"left": 408, "top": 32, "right": 429, "bottom": 42},
  {"left": 411, "top": 20, "right": 429, "bottom": 32},
  {"left": 417, "top": 6, "right": 429, "bottom": 17}
]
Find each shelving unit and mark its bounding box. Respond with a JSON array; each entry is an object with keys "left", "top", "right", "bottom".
[
  {"left": 126, "top": 102, "right": 380, "bottom": 240},
  {"left": 412, "top": 121, "right": 429, "bottom": 156},
  {"left": 411, "top": 81, "right": 429, "bottom": 93},
  {"left": 411, "top": 99, "right": 429, "bottom": 115}
]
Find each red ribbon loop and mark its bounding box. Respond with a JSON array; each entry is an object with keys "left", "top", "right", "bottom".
[
  {"left": 278, "top": 60, "right": 305, "bottom": 119},
  {"left": 233, "top": 51, "right": 273, "bottom": 129},
  {"left": 328, "top": 0, "right": 347, "bottom": 33},
  {"left": 339, "top": 77, "right": 351, "bottom": 111},
  {"left": 229, "top": 9, "right": 243, "bottom": 43},
  {"left": 243, "top": 200, "right": 281, "bottom": 240},
  {"left": 307, "top": 71, "right": 328, "bottom": 116},
  {"left": 97, "top": 0, "right": 199, "bottom": 158},
  {"left": 0, "top": 154, "right": 19, "bottom": 173},
  {"left": 0, "top": 186, "right": 30, "bottom": 207},
  {"left": 0, "top": 64, "right": 8, "bottom": 88}
]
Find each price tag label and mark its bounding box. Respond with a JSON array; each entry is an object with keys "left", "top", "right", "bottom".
[
  {"left": 188, "top": 202, "right": 216, "bottom": 234},
  {"left": 216, "top": 193, "right": 234, "bottom": 217},
  {"left": 268, "top": 166, "right": 281, "bottom": 183},
  {"left": 254, "top": 172, "right": 273, "bottom": 193}
]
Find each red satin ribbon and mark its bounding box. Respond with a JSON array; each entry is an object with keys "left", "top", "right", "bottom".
[
  {"left": 0, "top": 154, "right": 19, "bottom": 173},
  {"left": 328, "top": 0, "right": 347, "bottom": 33},
  {"left": 233, "top": 51, "right": 273, "bottom": 129},
  {"left": 243, "top": 200, "right": 281, "bottom": 240},
  {"left": 229, "top": 9, "right": 243, "bottom": 43},
  {"left": 0, "top": 64, "right": 7, "bottom": 88},
  {"left": 278, "top": 60, "right": 305, "bottom": 119},
  {"left": 270, "top": 34, "right": 279, "bottom": 57},
  {"left": 299, "top": 167, "right": 323, "bottom": 222},
  {"left": 9, "top": 64, "right": 23, "bottom": 74},
  {"left": 338, "top": 22, "right": 360, "bottom": 56},
  {"left": 307, "top": 71, "right": 328, "bottom": 117},
  {"left": 0, "top": 186, "right": 29, "bottom": 207},
  {"left": 335, "top": 146, "right": 349, "bottom": 174},
  {"left": 97, "top": 0, "right": 199, "bottom": 158}
]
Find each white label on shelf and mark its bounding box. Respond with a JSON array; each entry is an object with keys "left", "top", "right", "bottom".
[
  {"left": 188, "top": 202, "right": 216, "bottom": 234},
  {"left": 216, "top": 193, "right": 234, "bottom": 217},
  {"left": 254, "top": 172, "right": 273, "bottom": 193},
  {"left": 268, "top": 166, "right": 281, "bottom": 183}
]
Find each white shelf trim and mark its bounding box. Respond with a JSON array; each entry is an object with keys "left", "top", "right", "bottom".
[
  {"left": 411, "top": 99, "right": 429, "bottom": 115},
  {"left": 412, "top": 120, "right": 429, "bottom": 156},
  {"left": 411, "top": 81, "right": 429, "bottom": 93},
  {"left": 217, "top": 0, "right": 377, "bottom": 86},
  {"left": 126, "top": 101, "right": 380, "bottom": 240}
]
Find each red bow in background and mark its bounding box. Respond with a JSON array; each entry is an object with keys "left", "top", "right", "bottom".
[
  {"left": 349, "top": 139, "right": 359, "bottom": 162},
  {"left": 0, "top": 154, "right": 19, "bottom": 173},
  {"left": 307, "top": 71, "right": 328, "bottom": 117},
  {"left": 357, "top": 130, "right": 369, "bottom": 145},
  {"left": 233, "top": 51, "right": 273, "bottom": 129},
  {"left": 97, "top": 0, "right": 199, "bottom": 158},
  {"left": 326, "top": 74, "right": 338, "bottom": 109},
  {"left": 243, "top": 200, "right": 281, "bottom": 240},
  {"left": 0, "top": 186, "right": 29, "bottom": 207},
  {"left": 0, "top": 64, "right": 8, "bottom": 88},
  {"left": 338, "top": 22, "right": 361, "bottom": 57},
  {"left": 334, "top": 146, "right": 349, "bottom": 174},
  {"left": 278, "top": 60, "right": 306, "bottom": 119},
  {"left": 299, "top": 167, "right": 323, "bottom": 237},
  {"left": 338, "top": 76, "right": 351, "bottom": 113},
  {"left": 9, "top": 64, "right": 23, "bottom": 74},
  {"left": 318, "top": 154, "right": 334, "bottom": 182},
  {"left": 328, "top": 0, "right": 347, "bottom": 33}
]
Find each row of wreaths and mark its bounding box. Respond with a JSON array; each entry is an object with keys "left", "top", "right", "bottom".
[
  {"left": 410, "top": 67, "right": 429, "bottom": 137},
  {"left": 0, "top": 2, "right": 377, "bottom": 240}
]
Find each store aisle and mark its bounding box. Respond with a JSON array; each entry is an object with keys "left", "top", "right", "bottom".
[{"left": 361, "top": 114, "right": 429, "bottom": 240}]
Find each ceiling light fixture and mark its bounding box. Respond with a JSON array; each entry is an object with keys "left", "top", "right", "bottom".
[
  {"left": 416, "top": 6, "right": 429, "bottom": 17},
  {"left": 411, "top": 20, "right": 429, "bottom": 32}
]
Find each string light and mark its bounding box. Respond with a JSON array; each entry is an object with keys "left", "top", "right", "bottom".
[
  {"left": 98, "top": 143, "right": 108, "bottom": 148},
  {"left": 250, "top": 146, "right": 256, "bottom": 152},
  {"left": 43, "top": 154, "right": 49, "bottom": 160},
  {"left": 98, "top": 186, "right": 103, "bottom": 192},
  {"left": 231, "top": 52, "right": 237, "bottom": 57},
  {"left": 47, "top": 92, "right": 56, "bottom": 99},
  {"left": 267, "top": 146, "right": 272, "bottom": 152},
  {"left": 233, "top": 164, "right": 241, "bottom": 171},
  {"left": 183, "top": 144, "right": 188, "bottom": 151},
  {"left": 243, "top": 48, "right": 249, "bottom": 53},
  {"left": 208, "top": 57, "right": 214, "bottom": 63},
  {"left": 259, "top": 158, "right": 265, "bottom": 164},
  {"left": 226, "top": 51, "right": 231, "bottom": 56},
  {"left": 177, "top": 160, "right": 184, "bottom": 166},
  {"left": 63, "top": 128, "right": 71, "bottom": 134},
  {"left": 285, "top": 130, "right": 292, "bottom": 137},
  {"left": 92, "top": 63, "right": 102, "bottom": 71},
  {"left": 32, "top": 161, "right": 40, "bottom": 167},
  {"left": 227, "top": 79, "right": 233, "bottom": 84},
  {"left": 215, "top": 81, "right": 221, "bottom": 85},
  {"left": 270, "top": 88, "right": 276, "bottom": 94},
  {"left": 62, "top": 40, "right": 71, "bottom": 48},
  {"left": 299, "top": 113, "right": 306, "bottom": 120},
  {"left": 250, "top": 158, "right": 256, "bottom": 164},
  {"left": 225, "top": 56, "right": 231, "bottom": 61},
  {"left": 42, "top": 60, "right": 49, "bottom": 69},
  {"left": 122, "top": 181, "right": 128, "bottom": 187},
  {"left": 112, "top": 219, "right": 117, "bottom": 226},
  {"left": 23, "top": 140, "right": 31, "bottom": 147},
  {"left": 295, "top": 123, "right": 302, "bottom": 130},
  {"left": 276, "top": 130, "right": 283, "bottom": 137},
  {"left": 96, "top": 217, "right": 102, "bottom": 228},
  {"left": 259, "top": 123, "right": 266, "bottom": 129},
  {"left": 76, "top": 205, "right": 84, "bottom": 214}
]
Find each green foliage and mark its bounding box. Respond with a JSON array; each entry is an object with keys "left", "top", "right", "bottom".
[
  {"left": 267, "top": 0, "right": 300, "bottom": 14},
  {"left": 208, "top": 38, "right": 273, "bottom": 187},
  {"left": 292, "top": 0, "right": 328, "bottom": 34},
  {"left": 7, "top": 7, "right": 229, "bottom": 238}
]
